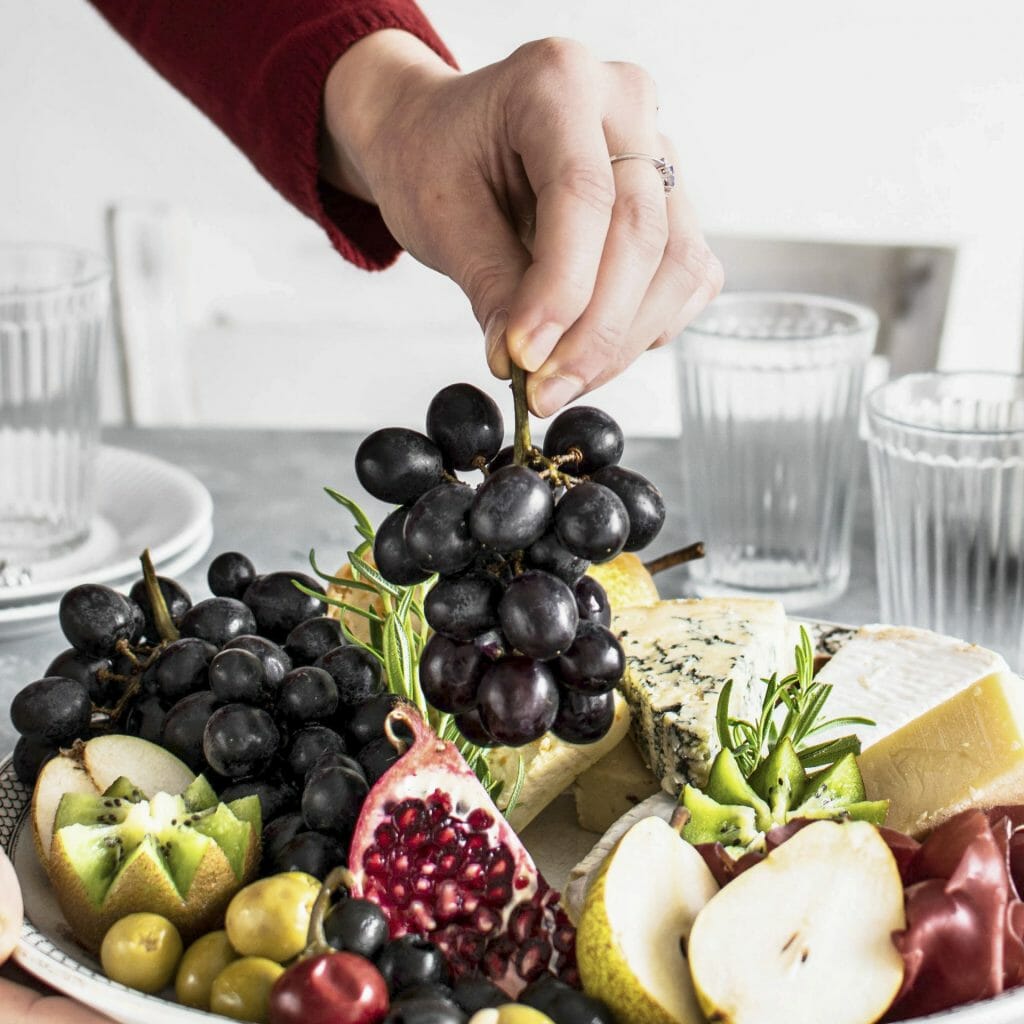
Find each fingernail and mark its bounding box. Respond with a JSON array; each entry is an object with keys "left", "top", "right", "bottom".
[
  {"left": 484, "top": 310, "right": 511, "bottom": 377},
  {"left": 517, "top": 322, "right": 563, "bottom": 373},
  {"left": 531, "top": 373, "right": 583, "bottom": 418}
]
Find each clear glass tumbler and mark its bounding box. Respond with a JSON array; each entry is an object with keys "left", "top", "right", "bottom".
[
  {"left": 0, "top": 244, "right": 109, "bottom": 566},
  {"left": 865, "top": 372, "right": 1024, "bottom": 668},
  {"left": 677, "top": 292, "right": 877, "bottom": 610}
]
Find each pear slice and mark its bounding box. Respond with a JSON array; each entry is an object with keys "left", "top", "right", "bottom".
[
  {"left": 578, "top": 816, "right": 718, "bottom": 1024},
  {"left": 32, "top": 754, "right": 96, "bottom": 863},
  {"left": 688, "top": 820, "right": 906, "bottom": 1024},
  {"left": 82, "top": 734, "right": 193, "bottom": 797}
]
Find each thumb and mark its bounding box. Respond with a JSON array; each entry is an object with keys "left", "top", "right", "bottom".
[{"left": 436, "top": 195, "right": 531, "bottom": 379}]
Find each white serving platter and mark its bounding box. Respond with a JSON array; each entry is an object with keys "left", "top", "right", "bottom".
[{"left": 3, "top": 617, "right": 1024, "bottom": 1023}]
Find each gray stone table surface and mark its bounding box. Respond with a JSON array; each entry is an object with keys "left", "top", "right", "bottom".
[{"left": 0, "top": 427, "right": 880, "bottom": 755}]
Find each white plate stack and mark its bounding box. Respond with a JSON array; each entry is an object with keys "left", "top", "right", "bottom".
[{"left": 0, "top": 447, "right": 213, "bottom": 639}]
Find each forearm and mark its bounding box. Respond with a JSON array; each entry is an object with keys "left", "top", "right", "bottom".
[
  {"left": 85, "top": 0, "right": 455, "bottom": 269},
  {"left": 320, "top": 29, "right": 456, "bottom": 203}
]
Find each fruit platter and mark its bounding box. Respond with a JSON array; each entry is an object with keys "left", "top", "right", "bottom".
[{"left": 4, "top": 374, "right": 1024, "bottom": 1024}]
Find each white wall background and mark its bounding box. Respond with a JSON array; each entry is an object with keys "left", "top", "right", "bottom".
[{"left": 3, "top": 0, "right": 1024, "bottom": 431}]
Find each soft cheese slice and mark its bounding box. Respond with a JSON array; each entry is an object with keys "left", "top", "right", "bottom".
[
  {"left": 816, "top": 624, "right": 1008, "bottom": 749},
  {"left": 614, "top": 598, "right": 788, "bottom": 795},
  {"left": 859, "top": 671, "right": 1024, "bottom": 836},
  {"left": 573, "top": 734, "right": 661, "bottom": 834}
]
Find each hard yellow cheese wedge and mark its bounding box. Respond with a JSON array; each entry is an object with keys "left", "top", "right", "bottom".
[{"left": 858, "top": 670, "right": 1024, "bottom": 836}]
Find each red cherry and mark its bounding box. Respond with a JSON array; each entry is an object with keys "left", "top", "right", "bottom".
[{"left": 269, "top": 951, "right": 389, "bottom": 1024}]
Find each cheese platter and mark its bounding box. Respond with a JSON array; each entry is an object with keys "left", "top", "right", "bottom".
[{"left": 5, "top": 379, "right": 1024, "bottom": 1024}]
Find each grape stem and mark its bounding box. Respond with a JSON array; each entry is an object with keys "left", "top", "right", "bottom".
[
  {"left": 140, "top": 548, "right": 180, "bottom": 642},
  {"left": 644, "top": 541, "right": 706, "bottom": 575},
  {"left": 511, "top": 364, "right": 532, "bottom": 467}
]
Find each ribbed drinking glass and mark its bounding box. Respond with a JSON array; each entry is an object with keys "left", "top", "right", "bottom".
[
  {"left": 0, "top": 244, "right": 109, "bottom": 568},
  {"left": 677, "top": 292, "right": 877, "bottom": 610},
  {"left": 866, "top": 372, "right": 1024, "bottom": 668}
]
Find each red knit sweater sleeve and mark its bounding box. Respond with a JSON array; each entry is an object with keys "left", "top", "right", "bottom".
[{"left": 86, "top": 1, "right": 456, "bottom": 270}]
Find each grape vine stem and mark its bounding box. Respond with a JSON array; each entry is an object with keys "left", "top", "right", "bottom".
[{"left": 511, "top": 364, "right": 532, "bottom": 467}]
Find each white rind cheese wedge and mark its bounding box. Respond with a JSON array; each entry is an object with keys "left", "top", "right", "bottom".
[
  {"left": 816, "top": 624, "right": 1008, "bottom": 749},
  {"left": 859, "top": 670, "right": 1024, "bottom": 836},
  {"left": 614, "top": 598, "right": 789, "bottom": 795}
]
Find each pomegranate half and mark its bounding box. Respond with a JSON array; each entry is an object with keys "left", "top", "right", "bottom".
[{"left": 346, "top": 704, "right": 577, "bottom": 997}]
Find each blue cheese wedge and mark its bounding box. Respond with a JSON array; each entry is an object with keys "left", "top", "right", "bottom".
[
  {"left": 613, "top": 598, "right": 789, "bottom": 795},
  {"left": 815, "top": 624, "right": 1009, "bottom": 749}
]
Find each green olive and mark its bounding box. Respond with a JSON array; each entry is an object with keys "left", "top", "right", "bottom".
[
  {"left": 209, "top": 956, "right": 285, "bottom": 1023},
  {"left": 175, "top": 929, "right": 238, "bottom": 1010},
  {"left": 225, "top": 873, "right": 320, "bottom": 962},
  {"left": 100, "top": 912, "right": 183, "bottom": 994},
  {"left": 489, "top": 1007, "right": 557, "bottom": 1024}
]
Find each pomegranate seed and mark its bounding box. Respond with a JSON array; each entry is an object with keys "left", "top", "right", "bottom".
[
  {"left": 364, "top": 850, "right": 387, "bottom": 875},
  {"left": 487, "top": 850, "right": 514, "bottom": 880},
  {"left": 510, "top": 906, "right": 542, "bottom": 944},
  {"left": 414, "top": 874, "right": 433, "bottom": 895},
  {"left": 553, "top": 926, "right": 575, "bottom": 953},
  {"left": 484, "top": 882, "right": 513, "bottom": 907},
  {"left": 473, "top": 907, "right": 502, "bottom": 934},
  {"left": 391, "top": 882, "right": 410, "bottom": 907},
  {"left": 437, "top": 853, "right": 460, "bottom": 876},
  {"left": 460, "top": 861, "right": 485, "bottom": 887},
  {"left": 434, "top": 825, "right": 459, "bottom": 848},
  {"left": 436, "top": 880, "right": 463, "bottom": 921},
  {"left": 468, "top": 808, "right": 494, "bottom": 831},
  {"left": 515, "top": 938, "right": 553, "bottom": 982},
  {"left": 394, "top": 799, "right": 428, "bottom": 836},
  {"left": 375, "top": 823, "right": 399, "bottom": 849},
  {"left": 466, "top": 834, "right": 488, "bottom": 854}
]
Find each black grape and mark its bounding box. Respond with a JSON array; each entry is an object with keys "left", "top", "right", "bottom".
[
  {"left": 161, "top": 690, "right": 219, "bottom": 772},
  {"left": 124, "top": 694, "right": 167, "bottom": 744},
  {"left": 208, "top": 551, "right": 257, "bottom": 600},
  {"left": 355, "top": 427, "right": 446, "bottom": 505},
  {"left": 179, "top": 597, "right": 257, "bottom": 647},
  {"left": 542, "top": 406, "right": 624, "bottom": 474},
  {"left": 209, "top": 648, "right": 269, "bottom": 705},
  {"left": 243, "top": 571, "right": 326, "bottom": 641},
  {"left": 148, "top": 637, "right": 216, "bottom": 704},
  {"left": 453, "top": 708, "right": 499, "bottom": 748},
  {"left": 404, "top": 483, "right": 479, "bottom": 576},
  {"left": 12, "top": 735, "right": 58, "bottom": 785},
  {"left": 277, "top": 666, "right": 339, "bottom": 724},
  {"left": 554, "top": 481, "right": 630, "bottom": 563},
  {"left": 285, "top": 725, "right": 348, "bottom": 782},
  {"left": 525, "top": 530, "right": 589, "bottom": 584},
  {"left": 423, "top": 573, "right": 500, "bottom": 642},
  {"left": 591, "top": 466, "right": 666, "bottom": 551},
  {"left": 498, "top": 571, "right": 578, "bottom": 660},
  {"left": 373, "top": 505, "right": 432, "bottom": 586},
  {"left": 418, "top": 634, "right": 486, "bottom": 714},
  {"left": 128, "top": 575, "right": 192, "bottom": 641},
  {"left": 316, "top": 646, "right": 385, "bottom": 709},
  {"left": 222, "top": 634, "right": 292, "bottom": 694},
  {"left": 11, "top": 677, "right": 92, "bottom": 744},
  {"left": 45, "top": 649, "right": 115, "bottom": 707},
  {"left": 425, "top": 382, "right": 504, "bottom": 470},
  {"left": 551, "top": 689, "right": 615, "bottom": 744},
  {"left": 556, "top": 621, "right": 625, "bottom": 693},
  {"left": 203, "top": 704, "right": 280, "bottom": 779},
  {"left": 285, "top": 616, "right": 343, "bottom": 667},
  {"left": 469, "top": 465, "right": 553, "bottom": 553},
  {"left": 476, "top": 657, "right": 559, "bottom": 746},
  {"left": 58, "top": 584, "right": 135, "bottom": 657}
]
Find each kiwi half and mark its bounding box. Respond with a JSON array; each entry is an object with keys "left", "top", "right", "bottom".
[{"left": 48, "top": 775, "right": 260, "bottom": 952}]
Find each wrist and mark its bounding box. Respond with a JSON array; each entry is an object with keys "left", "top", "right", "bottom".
[{"left": 321, "top": 29, "right": 455, "bottom": 203}]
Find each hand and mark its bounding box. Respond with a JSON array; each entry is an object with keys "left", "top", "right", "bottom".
[
  {"left": 322, "top": 32, "right": 723, "bottom": 417},
  {"left": 0, "top": 850, "right": 113, "bottom": 1023}
]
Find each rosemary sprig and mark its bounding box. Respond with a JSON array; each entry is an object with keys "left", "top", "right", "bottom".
[
  {"left": 715, "top": 626, "right": 875, "bottom": 778},
  {"left": 299, "top": 489, "right": 521, "bottom": 811}
]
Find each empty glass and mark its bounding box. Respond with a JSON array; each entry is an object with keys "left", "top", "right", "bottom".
[
  {"left": 0, "top": 244, "right": 109, "bottom": 568},
  {"left": 866, "top": 372, "right": 1024, "bottom": 668},
  {"left": 677, "top": 292, "right": 877, "bottom": 610}
]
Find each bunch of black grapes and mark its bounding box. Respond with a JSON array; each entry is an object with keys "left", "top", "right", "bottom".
[
  {"left": 355, "top": 382, "right": 665, "bottom": 748},
  {"left": 9, "top": 552, "right": 408, "bottom": 882}
]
